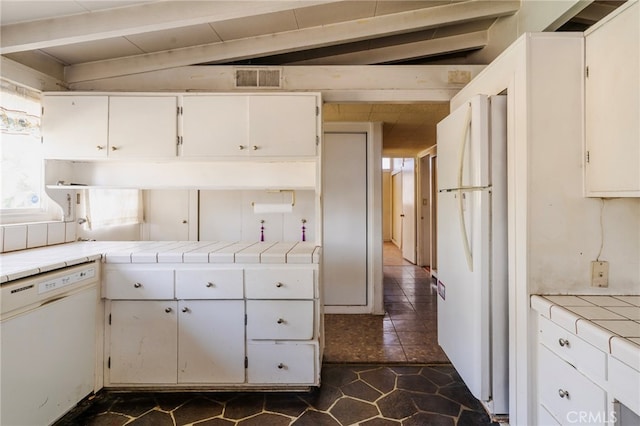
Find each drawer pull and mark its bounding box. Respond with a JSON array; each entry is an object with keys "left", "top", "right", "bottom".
[
  {"left": 558, "top": 389, "right": 570, "bottom": 399},
  {"left": 165, "top": 307, "right": 173, "bottom": 313},
  {"left": 558, "top": 338, "right": 570, "bottom": 347},
  {"left": 133, "top": 282, "right": 142, "bottom": 288},
  {"left": 276, "top": 282, "right": 283, "bottom": 288},
  {"left": 277, "top": 318, "right": 285, "bottom": 324},
  {"left": 182, "top": 307, "right": 190, "bottom": 313},
  {"left": 277, "top": 363, "right": 285, "bottom": 369},
  {"left": 252, "top": 145, "right": 259, "bottom": 151},
  {"left": 206, "top": 282, "right": 215, "bottom": 288},
  {"left": 238, "top": 145, "right": 246, "bottom": 150}
]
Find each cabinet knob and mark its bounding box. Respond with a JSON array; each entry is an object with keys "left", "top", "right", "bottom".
[
  {"left": 252, "top": 145, "right": 259, "bottom": 151},
  {"left": 96, "top": 145, "right": 104, "bottom": 150},
  {"left": 276, "top": 282, "right": 283, "bottom": 288},
  {"left": 165, "top": 307, "right": 172, "bottom": 313},
  {"left": 182, "top": 307, "right": 190, "bottom": 313},
  {"left": 111, "top": 146, "right": 119, "bottom": 151},
  {"left": 558, "top": 338, "right": 570, "bottom": 347},
  {"left": 277, "top": 363, "right": 285, "bottom": 369},
  {"left": 133, "top": 282, "right": 142, "bottom": 288},
  {"left": 238, "top": 145, "right": 246, "bottom": 150},
  {"left": 182, "top": 220, "right": 187, "bottom": 224},
  {"left": 558, "top": 389, "right": 570, "bottom": 399},
  {"left": 277, "top": 318, "right": 285, "bottom": 324},
  {"left": 206, "top": 282, "right": 214, "bottom": 288}
]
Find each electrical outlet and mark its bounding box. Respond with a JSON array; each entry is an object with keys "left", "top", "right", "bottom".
[{"left": 591, "top": 261, "right": 609, "bottom": 287}]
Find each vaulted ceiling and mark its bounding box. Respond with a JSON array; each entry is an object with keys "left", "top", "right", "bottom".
[{"left": 0, "top": 0, "right": 626, "bottom": 155}]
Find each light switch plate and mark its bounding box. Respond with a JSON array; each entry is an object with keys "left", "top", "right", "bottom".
[{"left": 591, "top": 261, "right": 609, "bottom": 287}]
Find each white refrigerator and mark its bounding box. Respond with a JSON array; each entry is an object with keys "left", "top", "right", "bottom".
[{"left": 436, "top": 94, "right": 508, "bottom": 419}]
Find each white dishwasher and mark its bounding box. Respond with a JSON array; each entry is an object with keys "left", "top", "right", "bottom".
[{"left": 1, "top": 262, "right": 100, "bottom": 426}]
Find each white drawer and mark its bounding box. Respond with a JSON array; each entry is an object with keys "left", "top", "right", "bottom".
[
  {"left": 538, "top": 345, "right": 607, "bottom": 425},
  {"left": 247, "top": 342, "right": 316, "bottom": 384},
  {"left": 246, "top": 300, "right": 314, "bottom": 340},
  {"left": 175, "top": 269, "right": 243, "bottom": 299},
  {"left": 539, "top": 316, "right": 607, "bottom": 385},
  {"left": 104, "top": 267, "right": 174, "bottom": 300},
  {"left": 245, "top": 268, "right": 314, "bottom": 299},
  {"left": 609, "top": 356, "right": 640, "bottom": 415}
]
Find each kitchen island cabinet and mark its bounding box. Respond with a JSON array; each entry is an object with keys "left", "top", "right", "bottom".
[{"left": 101, "top": 241, "right": 322, "bottom": 389}]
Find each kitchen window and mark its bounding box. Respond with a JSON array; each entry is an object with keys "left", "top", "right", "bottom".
[{"left": 1, "top": 80, "right": 56, "bottom": 223}]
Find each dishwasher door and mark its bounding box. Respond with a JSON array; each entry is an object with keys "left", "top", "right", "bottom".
[{"left": 1, "top": 267, "right": 98, "bottom": 426}]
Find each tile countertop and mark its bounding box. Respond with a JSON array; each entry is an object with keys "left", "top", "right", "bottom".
[
  {"left": 531, "top": 294, "right": 640, "bottom": 373},
  {"left": 0, "top": 241, "right": 321, "bottom": 284}
]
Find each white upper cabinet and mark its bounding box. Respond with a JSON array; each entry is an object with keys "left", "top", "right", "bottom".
[
  {"left": 42, "top": 95, "right": 178, "bottom": 160},
  {"left": 108, "top": 96, "right": 177, "bottom": 158},
  {"left": 181, "top": 94, "right": 318, "bottom": 157},
  {"left": 42, "top": 95, "right": 109, "bottom": 159},
  {"left": 248, "top": 95, "right": 318, "bottom": 157},
  {"left": 585, "top": 1, "right": 639, "bottom": 197},
  {"left": 181, "top": 95, "right": 249, "bottom": 157}
]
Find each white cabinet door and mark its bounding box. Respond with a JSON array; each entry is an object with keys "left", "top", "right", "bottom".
[
  {"left": 181, "top": 95, "right": 249, "bottom": 157},
  {"left": 143, "top": 189, "right": 192, "bottom": 240},
  {"left": 108, "top": 96, "right": 178, "bottom": 158},
  {"left": 585, "top": 1, "right": 639, "bottom": 196},
  {"left": 177, "top": 300, "right": 245, "bottom": 383},
  {"left": 42, "top": 95, "right": 109, "bottom": 159},
  {"left": 248, "top": 95, "right": 318, "bottom": 156},
  {"left": 109, "top": 301, "right": 178, "bottom": 384}
]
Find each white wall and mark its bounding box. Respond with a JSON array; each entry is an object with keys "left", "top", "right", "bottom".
[{"left": 382, "top": 170, "right": 392, "bottom": 241}]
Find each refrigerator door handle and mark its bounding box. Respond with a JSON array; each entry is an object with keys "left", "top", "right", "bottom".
[
  {"left": 457, "top": 190, "right": 473, "bottom": 271},
  {"left": 457, "top": 102, "right": 474, "bottom": 272}
]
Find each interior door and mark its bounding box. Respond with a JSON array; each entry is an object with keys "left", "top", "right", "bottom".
[
  {"left": 401, "top": 159, "right": 416, "bottom": 264},
  {"left": 322, "top": 132, "right": 367, "bottom": 306},
  {"left": 391, "top": 171, "right": 403, "bottom": 247}
]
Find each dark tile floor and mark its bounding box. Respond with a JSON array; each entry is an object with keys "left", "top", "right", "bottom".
[
  {"left": 56, "top": 364, "right": 498, "bottom": 425},
  {"left": 55, "top": 244, "right": 497, "bottom": 425},
  {"left": 324, "top": 244, "right": 448, "bottom": 363}
]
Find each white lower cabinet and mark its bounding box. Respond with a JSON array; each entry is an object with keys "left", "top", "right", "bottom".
[
  {"left": 538, "top": 345, "right": 607, "bottom": 425},
  {"left": 104, "top": 263, "right": 320, "bottom": 388},
  {"left": 109, "top": 300, "right": 178, "bottom": 384}
]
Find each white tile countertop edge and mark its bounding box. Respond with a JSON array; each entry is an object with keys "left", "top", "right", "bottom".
[
  {"left": 531, "top": 294, "right": 640, "bottom": 372},
  {"left": 0, "top": 241, "right": 320, "bottom": 284}
]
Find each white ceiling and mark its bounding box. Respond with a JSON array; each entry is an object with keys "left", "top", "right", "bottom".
[{"left": 0, "top": 0, "right": 625, "bottom": 155}]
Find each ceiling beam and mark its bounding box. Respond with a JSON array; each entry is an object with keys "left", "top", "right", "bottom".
[
  {"left": 0, "top": 1, "right": 341, "bottom": 54},
  {"left": 65, "top": 0, "right": 519, "bottom": 83},
  {"left": 288, "top": 31, "right": 488, "bottom": 65}
]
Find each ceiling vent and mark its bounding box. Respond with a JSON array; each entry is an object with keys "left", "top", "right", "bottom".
[{"left": 235, "top": 68, "right": 282, "bottom": 89}]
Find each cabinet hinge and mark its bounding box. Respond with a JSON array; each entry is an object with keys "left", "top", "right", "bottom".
[
  {"left": 177, "top": 106, "right": 183, "bottom": 115},
  {"left": 585, "top": 66, "right": 589, "bottom": 78},
  {"left": 177, "top": 136, "right": 183, "bottom": 146},
  {"left": 244, "top": 314, "right": 247, "bottom": 325},
  {"left": 108, "top": 313, "right": 112, "bottom": 325},
  {"left": 108, "top": 357, "right": 111, "bottom": 369},
  {"left": 316, "top": 106, "right": 319, "bottom": 116},
  {"left": 41, "top": 106, "right": 44, "bottom": 115},
  {"left": 586, "top": 150, "right": 590, "bottom": 164},
  {"left": 245, "top": 357, "right": 248, "bottom": 368},
  {"left": 316, "top": 135, "right": 319, "bottom": 146}
]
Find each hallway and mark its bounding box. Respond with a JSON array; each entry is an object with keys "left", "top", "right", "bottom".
[{"left": 323, "top": 243, "right": 448, "bottom": 363}]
